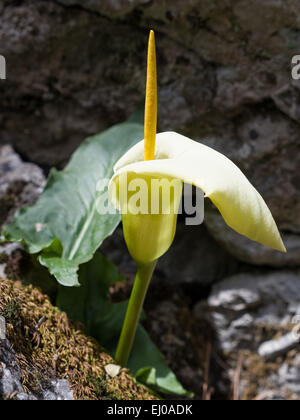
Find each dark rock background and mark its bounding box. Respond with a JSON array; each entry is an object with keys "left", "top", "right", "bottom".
[{"left": 0, "top": 0, "right": 300, "bottom": 400}]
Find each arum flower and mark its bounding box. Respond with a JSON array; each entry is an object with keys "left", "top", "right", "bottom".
[{"left": 109, "top": 30, "right": 286, "bottom": 367}]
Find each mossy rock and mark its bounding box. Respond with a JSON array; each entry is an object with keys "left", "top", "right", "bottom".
[{"left": 0, "top": 277, "right": 156, "bottom": 400}]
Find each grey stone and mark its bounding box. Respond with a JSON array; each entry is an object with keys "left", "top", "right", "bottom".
[
  {"left": 0, "top": 145, "right": 46, "bottom": 227},
  {"left": 41, "top": 379, "right": 74, "bottom": 401},
  {"left": 0, "top": 145, "right": 46, "bottom": 280},
  {"left": 202, "top": 109, "right": 300, "bottom": 235},
  {"left": 258, "top": 332, "right": 300, "bottom": 359},
  {"left": 254, "top": 356, "right": 300, "bottom": 399},
  {"left": 58, "top": 0, "right": 151, "bottom": 17},
  {"left": 0, "top": 1, "right": 213, "bottom": 167},
  {"left": 204, "top": 271, "right": 300, "bottom": 400},
  {"left": 0, "top": 145, "right": 45, "bottom": 195},
  {"left": 0, "top": 363, "right": 32, "bottom": 399},
  {"left": 0, "top": 339, "right": 36, "bottom": 400},
  {"left": 204, "top": 271, "right": 300, "bottom": 353},
  {"left": 0, "top": 338, "right": 74, "bottom": 400},
  {"left": 276, "top": 356, "right": 300, "bottom": 394},
  {"left": 205, "top": 207, "right": 300, "bottom": 267}
]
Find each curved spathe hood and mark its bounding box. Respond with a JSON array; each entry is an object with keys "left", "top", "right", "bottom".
[{"left": 109, "top": 132, "right": 286, "bottom": 253}]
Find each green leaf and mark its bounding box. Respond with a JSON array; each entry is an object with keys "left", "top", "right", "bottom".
[
  {"left": 57, "top": 252, "right": 192, "bottom": 397},
  {"left": 130, "top": 328, "right": 193, "bottom": 397},
  {"left": 2, "top": 122, "right": 144, "bottom": 286},
  {"left": 39, "top": 255, "right": 80, "bottom": 287}
]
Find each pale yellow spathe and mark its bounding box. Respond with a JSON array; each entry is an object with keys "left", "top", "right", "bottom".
[{"left": 110, "top": 132, "right": 286, "bottom": 253}]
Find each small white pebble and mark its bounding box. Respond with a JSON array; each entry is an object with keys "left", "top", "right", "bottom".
[{"left": 105, "top": 364, "right": 121, "bottom": 378}]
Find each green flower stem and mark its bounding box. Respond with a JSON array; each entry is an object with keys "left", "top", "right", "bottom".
[{"left": 115, "top": 260, "right": 157, "bottom": 367}]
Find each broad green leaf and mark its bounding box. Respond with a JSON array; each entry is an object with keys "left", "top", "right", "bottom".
[
  {"left": 57, "top": 252, "right": 192, "bottom": 397},
  {"left": 2, "top": 122, "right": 144, "bottom": 286}
]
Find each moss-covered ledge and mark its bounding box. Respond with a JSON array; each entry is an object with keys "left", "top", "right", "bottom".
[{"left": 0, "top": 278, "right": 156, "bottom": 400}]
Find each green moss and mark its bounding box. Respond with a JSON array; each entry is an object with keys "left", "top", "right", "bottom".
[
  {"left": 0, "top": 278, "right": 156, "bottom": 400},
  {"left": 0, "top": 299, "right": 21, "bottom": 323}
]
